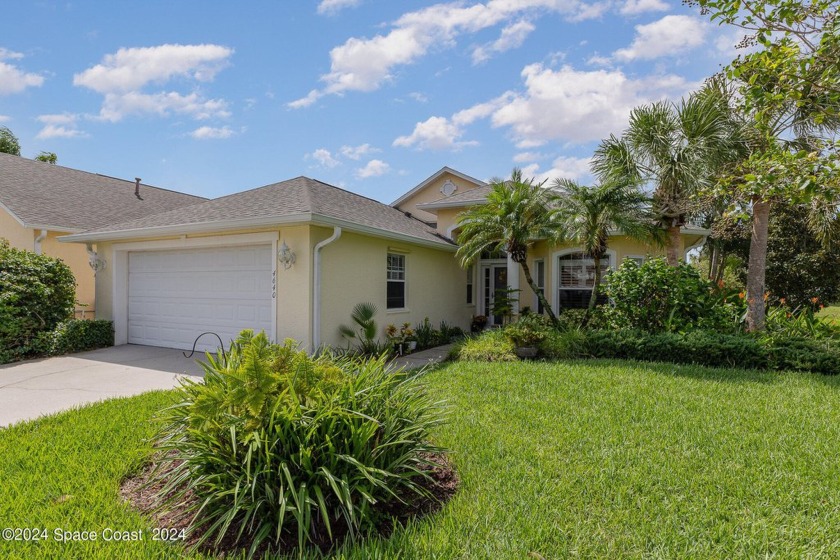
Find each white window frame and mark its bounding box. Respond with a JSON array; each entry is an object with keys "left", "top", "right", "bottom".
[
  {"left": 386, "top": 253, "right": 407, "bottom": 310},
  {"left": 551, "top": 248, "right": 616, "bottom": 313},
  {"left": 533, "top": 259, "right": 545, "bottom": 313},
  {"left": 466, "top": 265, "right": 474, "bottom": 305},
  {"left": 624, "top": 255, "right": 645, "bottom": 267}
]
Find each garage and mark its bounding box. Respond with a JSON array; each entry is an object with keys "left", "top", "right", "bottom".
[{"left": 127, "top": 244, "right": 274, "bottom": 351}]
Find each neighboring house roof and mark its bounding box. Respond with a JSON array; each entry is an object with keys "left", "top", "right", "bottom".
[
  {"left": 416, "top": 184, "right": 493, "bottom": 212},
  {"left": 0, "top": 152, "right": 205, "bottom": 232},
  {"left": 390, "top": 166, "right": 487, "bottom": 208},
  {"left": 62, "top": 176, "right": 456, "bottom": 249}
]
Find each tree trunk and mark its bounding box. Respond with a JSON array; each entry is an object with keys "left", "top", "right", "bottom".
[
  {"left": 709, "top": 242, "right": 719, "bottom": 281},
  {"left": 519, "top": 258, "right": 561, "bottom": 327},
  {"left": 582, "top": 253, "right": 602, "bottom": 328},
  {"left": 666, "top": 223, "right": 682, "bottom": 266},
  {"left": 746, "top": 198, "right": 771, "bottom": 332}
]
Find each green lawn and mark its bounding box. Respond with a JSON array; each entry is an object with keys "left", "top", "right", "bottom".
[
  {"left": 3, "top": 360, "right": 840, "bottom": 559},
  {"left": 818, "top": 305, "right": 840, "bottom": 325}
]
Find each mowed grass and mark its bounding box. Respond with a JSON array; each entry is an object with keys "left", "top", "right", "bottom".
[
  {"left": 818, "top": 305, "right": 840, "bottom": 325},
  {"left": 3, "top": 360, "right": 840, "bottom": 559}
]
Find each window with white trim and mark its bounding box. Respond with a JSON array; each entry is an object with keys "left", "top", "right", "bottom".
[
  {"left": 386, "top": 253, "right": 406, "bottom": 309},
  {"left": 534, "top": 259, "right": 545, "bottom": 314},
  {"left": 466, "top": 266, "right": 474, "bottom": 304},
  {"left": 625, "top": 255, "right": 645, "bottom": 267},
  {"left": 558, "top": 252, "right": 612, "bottom": 309}
]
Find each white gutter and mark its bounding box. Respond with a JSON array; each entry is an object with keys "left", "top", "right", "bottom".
[
  {"left": 312, "top": 226, "right": 342, "bottom": 351},
  {"left": 34, "top": 229, "right": 47, "bottom": 255}
]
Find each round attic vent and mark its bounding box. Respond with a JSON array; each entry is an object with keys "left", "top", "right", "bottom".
[{"left": 440, "top": 180, "right": 457, "bottom": 197}]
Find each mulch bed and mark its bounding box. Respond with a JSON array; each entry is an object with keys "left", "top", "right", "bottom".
[{"left": 120, "top": 452, "right": 458, "bottom": 557}]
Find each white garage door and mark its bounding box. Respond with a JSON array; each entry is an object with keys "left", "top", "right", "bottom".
[{"left": 128, "top": 245, "right": 274, "bottom": 351}]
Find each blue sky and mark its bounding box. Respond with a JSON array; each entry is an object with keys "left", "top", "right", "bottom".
[{"left": 1, "top": 0, "right": 743, "bottom": 203}]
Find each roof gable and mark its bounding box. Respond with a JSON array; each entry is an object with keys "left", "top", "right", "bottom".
[
  {"left": 390, "top": 166, "right": 486, "bottom": 208},
  {"left": 0, "top": 152, "right": 205, "bottom": 231}
]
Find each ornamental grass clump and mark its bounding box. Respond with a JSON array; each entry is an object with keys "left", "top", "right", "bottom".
[{"left": 152, "top": 330, "right": 447, "bottom": 557}]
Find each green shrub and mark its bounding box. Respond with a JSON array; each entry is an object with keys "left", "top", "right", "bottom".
[
  {"left": 457, "top": 330, "right": 517, "bottom": 362},
  {"left": 153, "top": 331, "right": 446, "bottom": 556},
  {"left": 0, "top": 239, "right": 76, "bottom": 362},
  {"left": 764, "top": 303, "right": 840, "bottom": 340},
  {"left": 504, "top": 313, "right": 552, "bottom": 347},
  {"left": 767, "top": 337, "right": 840, "bottom": 375},
  {"left": 583, "top": 329, "right": 769, "bottom": 369},
  {"left": 539, "top": 329, "right": 589, "bottom": 359},
  {"left": 603, "top": 258, "right": 740, "bottom": 333},
  {"left": 40, "top": 319, "right": 114, "bottom": 355}
]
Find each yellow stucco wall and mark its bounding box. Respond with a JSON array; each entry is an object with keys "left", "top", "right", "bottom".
[
  {"left": 317, "top": 228, "right": 472, "bottom": 348},
  {"left": 394, "top": 171, "right": 482, "bottom": 225},
  {"left": 2, "top": 208, "right": 94, "bottom": 313},
  {"left": 0, "top": 207, "right": 33, "bottom": 248}
]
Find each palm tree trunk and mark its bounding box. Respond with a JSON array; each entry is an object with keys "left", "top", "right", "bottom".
[
  {"left": 709, "top": 242, "right": 719, "bottom": 281},
  {"left": 746, "top": 198, "right": 771, "bottom": 332},
  {"left": 518, "top": 258, "right": 561, "bottom": 327},
  {"left": 583, "top": 254, "right": 602, "bottom": 328},
  {"left": 666, "top": 223, "right": 682, "bottom": 266}
]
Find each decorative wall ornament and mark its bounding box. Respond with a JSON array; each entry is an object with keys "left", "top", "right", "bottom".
[{"left": 440, "top": 179, "right": 457, "bottom": 197}]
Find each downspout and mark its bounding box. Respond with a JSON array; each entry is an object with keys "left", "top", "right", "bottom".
[
  {"left": 312, "top": 227, "right": 342, "bottom": 351},
  {"left": 34, "top": 229, "right": 47, "bottom": 255}
]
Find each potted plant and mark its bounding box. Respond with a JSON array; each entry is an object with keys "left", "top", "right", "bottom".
[
  {"left": 471, "top": 315, "right": 488, "bottom": 333},
  {"left": 505, "top": 314, "right": 549, "bottom": 359},
  {"left": 400, "top": 323, "right": 417, "bottom": 352}
]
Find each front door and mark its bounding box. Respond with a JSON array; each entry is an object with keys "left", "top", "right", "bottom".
[{"left": 481, "top": 264, "right": 508, "bottom": 326}]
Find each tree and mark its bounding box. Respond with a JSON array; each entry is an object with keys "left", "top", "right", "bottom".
[
  {"left": 728, "top": 203, "right": 840, "bottom": 308},
  {"left": 551, "top": 179, "right": 657, "bottom": 324},
  {"left": 456, "top": 169, "right": 561, "bottom": 326},
  {"left": 0, "top": 126, "right": 21, "bottom": 156},
  {"left": 690, "top": 0, "right": 840, "bottom": 330},
  {"left": 35, "top": 151, "right": 57, "bottom": 164},
  {"left": 592, "top": 86, "right": 742, "bottom": 266}
]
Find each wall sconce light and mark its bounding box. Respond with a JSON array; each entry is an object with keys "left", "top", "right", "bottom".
[
  {"left": 86, "top": 243, "right": 106, "bottom": 272},
  {"left": 278, "top": 241, "right": 296, "bottom": 269}
]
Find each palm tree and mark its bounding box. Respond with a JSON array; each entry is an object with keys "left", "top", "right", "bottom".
[
  {"left": 456, "top": 169, "right": 561, "bottom": 326},
  {"left": 592, "top": 87, "right": 739, "bottom": 266},
  {"left": 552, "top": 179, "right": 657, "bottom": 324}
]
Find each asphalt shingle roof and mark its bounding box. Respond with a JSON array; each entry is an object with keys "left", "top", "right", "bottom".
[
  {"left": 74, "top": 176, "right": 454, "bottom": 247},
  {"left": 0, "top": 152, "right": 206, "bottom": 231}
]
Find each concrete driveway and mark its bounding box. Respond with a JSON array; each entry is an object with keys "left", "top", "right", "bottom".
[{"left": 0, "top": 345, "right": 205, "bottom": 428}]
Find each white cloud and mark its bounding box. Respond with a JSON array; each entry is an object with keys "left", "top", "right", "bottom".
[
  {"left": 0, "top": 115, "right": 9, "bottom": 123},
  {"left": 531, "top": 155, "right": 593, "bottom": 182},
  {"left": 97, "top": 91, "right": 230, "bottom": 122},
  {"left": 513, "top": 151, "right": 546, "bottom": 163},
  {"left": 472, "top": 19, "right": 536, "bottom": 64},
  {"left": 408, "top": 91, "right": 428, "bottom": 103},
  {"left": 0, "top": 49, "right": 44, "bottom": 95},
  {"left": 490, "top": 63, "right": 695, "bottom": 146},
  {"left": 355, "top": 159, "right": 390, "bottom": 178},
  {"left": 402, "top": 63, "right": 693, "bottom": 150},
  {"left": 73, "top": 44, "right": 233, "bottom": 121},
  {"left": 74, "top": 44, "right": 232, "bottom": 93},
  {"left": 317, "top": 0, "right": 362, "bottom": 15},
  {"left": 393, "top": 116, "right": 479, "bottom": 151},
  {"left": 289, "top": 0, "right": 586, "bottom": 107},
  {"left": 620, "top": 0, "right": 669, "bottom": 15},
  {"left": 308, "top": 148, "right": 340, "bottom": 168},
  {"left": 36, "top": 113, "right": 87, "bottom": 139},
  {"left": 340, "top": 143, "right": 379, "bottom": 160},
  {"left": 190, "top": 125, "right": 235, "bottom": 139},
  {"left": 613, "top": 15, "right": 707, "bottom": 61}
]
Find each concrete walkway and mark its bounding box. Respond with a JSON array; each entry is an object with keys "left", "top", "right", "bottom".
[
  {"left": 390, "top": 344, "right": 454, "bottom": 370},
  {"left": 0, "top": 345, "right": 203, "bottom": 428}
]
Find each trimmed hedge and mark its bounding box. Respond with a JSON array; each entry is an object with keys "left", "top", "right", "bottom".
[
  {"left": 40, "top": 319, "right": 115, "bottom": 356},
  {"left": 458, "top": 326, "right": 840, "bottom": 375}
]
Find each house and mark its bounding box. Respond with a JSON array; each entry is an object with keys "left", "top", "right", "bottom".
[
  {"left": 60, "top": 167, "right": 708, "bottom": 352},
  {"left": 0, "top": 152, "right": 205, "bottom": 315}
]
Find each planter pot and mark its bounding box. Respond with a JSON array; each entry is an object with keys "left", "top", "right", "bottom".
[
  {"left": 408, "top": 341, "right": 418, "bottom": 351},
  {"left": 515, "top": 346, "right": 538, "bottom": 359}
]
